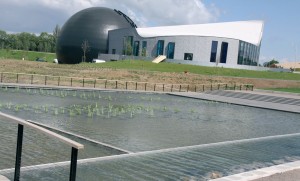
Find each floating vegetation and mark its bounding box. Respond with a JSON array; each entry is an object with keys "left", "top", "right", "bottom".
[{"left": 0, "top": 86, "right": 218, "bottom": 121}]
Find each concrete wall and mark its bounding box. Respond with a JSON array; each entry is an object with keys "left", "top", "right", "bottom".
[
  {"left": 211, "top": 161, "right": 300, "bottom": 181},
  {"left": 98, "top": 53, "right": 291, "bottom": 72},
  {"left": 108, "top": 28, "right": 249, "bottom": 67}
]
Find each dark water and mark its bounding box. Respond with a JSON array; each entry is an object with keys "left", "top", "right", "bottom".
[
  {"left": 0, "top": 87, "right": 299, "bottom": 152},
  {"left": 0, "top": 87, "right": 300, "bottom": 180},
  {"left": 2, "top": 133, "right": 300, "bottom": 181}
]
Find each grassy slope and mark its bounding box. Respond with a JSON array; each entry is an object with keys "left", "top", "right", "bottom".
[
  {"left": 0, "top": 49, "right": 299, "bottom": 81},
  {"left": 0, "top": 49, "right": 56, "bottom": 62},
  {"left": 263, "top": 88, "right": 300, "bottom": 93},
  {"left": 80, "top": 60, "right": 300, "bottom": 81}
]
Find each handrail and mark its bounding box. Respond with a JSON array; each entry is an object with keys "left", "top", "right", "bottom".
[
  {"left": 0, "top": 111, "right": 84, "bottom": 181},
  {"left": 0, "top": 112, "right": 84, "bottom": 149}
]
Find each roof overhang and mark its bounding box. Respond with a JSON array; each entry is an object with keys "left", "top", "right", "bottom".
[{"left": 136, "top": 20, "right": 264, "bottom": 46}]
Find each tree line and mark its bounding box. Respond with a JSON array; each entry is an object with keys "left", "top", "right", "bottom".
[{"left": 0, "top": 25, "right": 60, "bottom": 53}]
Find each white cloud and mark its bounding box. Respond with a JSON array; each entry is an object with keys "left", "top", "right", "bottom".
[{"left": 0, "top": 0, "right": 220, "bottom": 33}]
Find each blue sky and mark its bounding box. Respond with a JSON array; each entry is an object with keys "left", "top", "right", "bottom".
[{"left": 0, "top": 0, "right": 299, "bottom": 63}]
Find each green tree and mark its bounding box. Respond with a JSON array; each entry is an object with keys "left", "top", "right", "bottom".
[
  {"left": 37, "top": 32, "right": 53, "bottom": 52},
  {"left": 18, "top": 32, "right": 33, "bottom": 51},
  {"left": 52, "top": 24, "right": 60, "bottom": 51},
  {"left": 263, "top": 59, "right": 279, "bottom": 67},
  {"left": 81, "top": 40, "right": 90, "bottom": 62},
  {"left": 0, "top": 30, "right": 8, "bottom": 49}
]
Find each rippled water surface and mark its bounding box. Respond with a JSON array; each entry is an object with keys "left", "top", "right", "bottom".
[{"left": 0, "top": 86, "right": 299, "bottom": 179}]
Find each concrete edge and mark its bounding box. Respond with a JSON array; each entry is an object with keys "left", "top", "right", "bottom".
[
  {"left": 26, "top": 120, "right": 133, "bottom": 154},
  {"left": 254, "top": 89, "right": 300, "bottom": 97},
  {"left": 168, "top": 92, "right": 300, "bottom": 114},
  {"left": 210, "top": 160, "right": 300, "bottom": 181}
]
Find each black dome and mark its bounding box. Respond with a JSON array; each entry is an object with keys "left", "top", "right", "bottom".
[{"left": 56, "top": 7, "right": 136, "bottom": 64}]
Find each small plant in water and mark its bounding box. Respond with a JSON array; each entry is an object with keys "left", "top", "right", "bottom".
[
  {"left": 53, "top": 108, "right": 59, "bottom": 115},
  {"left": 14, "top": 105, "right": 20, "bottom": 112}
]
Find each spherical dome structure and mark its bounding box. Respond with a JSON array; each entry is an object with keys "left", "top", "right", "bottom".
[{"left": 56, "top": 7, "right": 136, "bottom": 64}]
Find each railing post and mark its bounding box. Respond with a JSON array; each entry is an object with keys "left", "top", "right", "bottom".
[
  {"left": 203, "top": 85, "right": 205, "bottom": 92},
  {"left": 31, "top": 75, "right": 33, "bottom": 84},
  {"left": 234, "top": 84, "right": 236, "bottom": 90},
  {"left": 179, "top": 85, "right": 181, "bottom": 92},
  {"left": 240, "top": 85, "right": 242, "bottom": 90},
  {"left": 218, "top": 84, "right": 220, "bottom": 90},
  {"left": 94, "top": 79, "right": 96, "bottom": 88},
  {"left": 14, "top": 124, "right": 24, "bottom": 181},
  {"left": 251, "top": 85, "right": 254, "bottom": 91},
  {"left": 145, "top": 83, "right": 147, "bottom": 91},
  {"left": 70, "top": 78, "right": 73, "bottom": 87},
  {"left": 195, "top": 85, "right": 197, "bottom": 92},
  {"left": 187, "top": 85, "right": 189, "bottom": 92},
  {"left": 45, "top": 76, "right": 47, "bottom": 85},
  {"left": 171, "top": 84, "right": 173, "bottom": 92},
  {"left": 82, "top": 79, "right": 84, "bottom": 87},
  {"left": 1, "top": 72, "right": 3, "bottom": 83},
  {"left": 16, "top": 73, "right": 19, "bottom": 83},
  {"left": 69, "top": 147, "right": 78, "bottom": 181},
  {"left": 225, "top": 84, "right": 228, "bottom": 90},
  {"left": 126, "top": 82, "right": 128, "bottom": 90},
  {"left": 210, "top": 84, "right": 213, "bottom": 91},
  {"left": 154, "top": 84, "right": 156, "bottom": 91},
  {"left": 58, "top": 77, "right": 60, "bottom": 86},
  {"left": 105, "top": 80, "right": 107, "bottom": 89},
  {"left": 163, "top": 84, "right": 165, "bottom": 92},
  {"left": 115, "top": 81, "right": 118, "bottom": 89},
  {"left": 135, "top": 82, "right": 137, "bottom": 90}
]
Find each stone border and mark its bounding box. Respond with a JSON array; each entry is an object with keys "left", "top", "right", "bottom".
[{"left": 211, "top": 160, "right": 300, "bottom": 181}]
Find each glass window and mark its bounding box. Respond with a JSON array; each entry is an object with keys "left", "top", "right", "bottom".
[
  {"left": 237, "top": 41, "right": 244, "bottom": 65},
  {"left": 141, "top": 41, "right": 147, "bottom": 56},
  {"left": 220, "top": 42, "right": 228, "bottom": 63},
  {"left": 112, "top": 49, "right": 116, "bottom": 54},
  {"left": 133, "top": 41, "right": 140, "bottom": 56},
  {"left": 243, "top": 43, "right": 249, "bottom": 65},
  {"left": 167, "top": 42, "right": 175, "bottom": 59},
  {"left": 157, "top": 40, "right": 164, "bottom": 56},
  {"left": 123, "top": 36, "right": 133, "bottom": 55},
  {"left": 210, "top": 41, "right": 218, "bottom": 62},
  {"left": 184, "top": 53, "right": 193, "bottom": 61},
  {"left": 237, "top": 41, "right": 260, "bottom": 66}
]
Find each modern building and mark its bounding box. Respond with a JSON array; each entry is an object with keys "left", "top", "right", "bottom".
[
  {"left": 56, "top": 7, "right": 137, "bottom": 64},
  {"left": 57, "top": 7, "right": 264, "bottom": 68},
  {"left": 106, "top": 20, "right": 264, "bottom": 68}
]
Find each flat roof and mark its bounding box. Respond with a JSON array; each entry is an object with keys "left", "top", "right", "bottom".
[{"left": 136, "top": 20, "right": 264, "bottom": 46}]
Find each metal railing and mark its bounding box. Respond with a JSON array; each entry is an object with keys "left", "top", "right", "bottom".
[
  {"left": 0, "top": 72, "right": 254, "bottom": 92},
  {"left": 0, "top": 111, "right": 84, "bottom": 181}
]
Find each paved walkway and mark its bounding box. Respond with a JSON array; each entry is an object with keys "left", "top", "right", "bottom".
[
  {"left": 0, "top": 175, "right": 9, "bottom": 181},
  {"left": 170, "top": 90, "right": 300, "bottom": 114}
]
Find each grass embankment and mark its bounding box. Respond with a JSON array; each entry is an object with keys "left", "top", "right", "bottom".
[
  {"left": 80, "top": 60, "right": 300, "bottom": 81},
  {"left": 0, "top": 49, "right": 56, "bottom": 62},
  {"left": 0, "top": 50, "right": 299, "bottom": 88},
  {"left": 263, "top": 88, "right": 300, "bottom": 93}
]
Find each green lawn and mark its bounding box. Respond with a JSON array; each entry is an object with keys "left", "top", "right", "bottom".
[
  {"left": 263, "top": 88, "right": 300, "bottom": 93},
  {"left": 79, "top": 60, "right": 300, "bottom": 80},
  {"left": 0, "top": 49, "right": 56, "bottom": 62},
  {"left": 1, "top": 49, "right": 300, "bottom": 81}
]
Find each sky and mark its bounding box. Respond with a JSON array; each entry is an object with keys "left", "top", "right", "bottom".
[{"left": 0, "top": 0, "right": 299, "bottom": 63}]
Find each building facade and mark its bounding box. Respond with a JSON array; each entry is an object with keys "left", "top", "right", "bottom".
[{"left": 106, "top": 21, "right": 264, "bottom": 68}]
